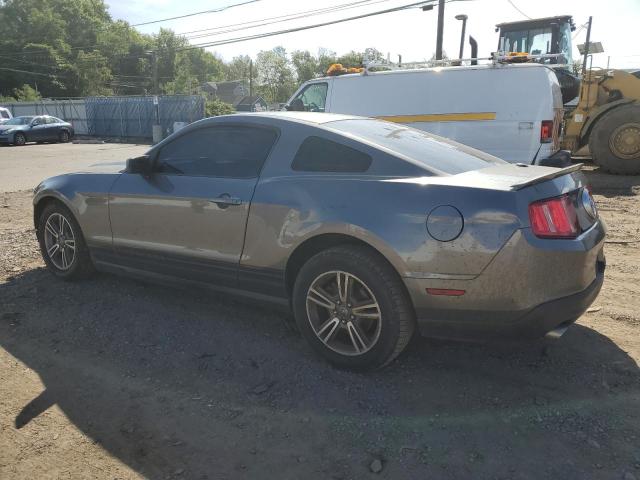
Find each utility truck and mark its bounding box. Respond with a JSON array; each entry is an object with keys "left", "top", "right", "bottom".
[{"left": 287, "top": 62, "right": 568, "bottom": 167}]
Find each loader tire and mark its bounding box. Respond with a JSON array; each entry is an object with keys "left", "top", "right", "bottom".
[{"left": 589, "top": 103, "right": 640, "bottom": 175}]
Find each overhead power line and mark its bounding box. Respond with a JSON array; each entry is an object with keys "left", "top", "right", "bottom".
[
  {"left": 131, "top": 0, "right": 262, "bottom": 27},
  {"left": 0, "top": 0, "right": 450, "bottom": 84},
  {"left": 506, "top": 0, "right": 531, "bottom": 20},
  {"left": 0, "top": 0, "right": 262, "bottom": 57},
  {"left": 0, "top": 66, "right": 63, "bottom": 79},
  {"left": 176, "top": 0, "right": 441, "bottom": 51},
  {"left": 179, "top": 0, "right": 388, "bottom": 39}
]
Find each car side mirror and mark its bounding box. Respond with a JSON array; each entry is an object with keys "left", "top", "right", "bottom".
[{"left": 126, "top": 155, "right": 153, "bottom": 175}]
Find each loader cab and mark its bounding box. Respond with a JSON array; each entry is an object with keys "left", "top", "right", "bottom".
[
  {"left": 497, "top": 16, "right": 580, "bottom": 104},
  {"left": 496, "top": 15, "right": 575, "bottom": 65}
]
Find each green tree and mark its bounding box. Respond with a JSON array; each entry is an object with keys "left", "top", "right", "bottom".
[
  {"left": 317, "top": 48, "right": 338, "bottom": 77},
  {"left": 0, "top": 84, "right": 42, "bottom": 102},
  {"left": 205, "top": 98, "right": 235, "bottom": 117},
  {"left": 291, "top": 50, "right": 318, "bottom": 83},
  {"left": 255, "top": 46, "right": 295, "bottom": 103},
  {"left": 74, "top": 51, "right": 113, "bottom": 96},
  {"left": 223, "top": 55, "right": 252, "bottom": 81}
]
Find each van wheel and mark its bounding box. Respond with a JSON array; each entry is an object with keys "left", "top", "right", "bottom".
[
  {"left": 589, "top": 104, "right": 640, "bottom": 175},
  {"left": 292, "top": 245, "right": 415, "bottom": 371}
]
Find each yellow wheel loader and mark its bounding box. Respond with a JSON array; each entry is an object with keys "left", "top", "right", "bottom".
[{"left": 496, "top": 16, "right": 640, "bottom": 174}]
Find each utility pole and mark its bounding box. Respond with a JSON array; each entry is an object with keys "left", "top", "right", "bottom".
[
  {"left": 249, "top": 59, "right": 253, "bottom": 97},
  {"left": 152, "top": 51, "right": 159, "bottom": 95},
  {"left": 581, "top": 16, "right": 593, "bottom": 76},
  {"left": 435, "top": 0, "right": 445, "bottom": 60},
  {"left": 149, "top": 50, "right": 161, "bottom": 144}
]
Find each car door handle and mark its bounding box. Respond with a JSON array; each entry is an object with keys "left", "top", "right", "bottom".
[{"left": 209, "top": 194, "right": 242, "bottom": 207}]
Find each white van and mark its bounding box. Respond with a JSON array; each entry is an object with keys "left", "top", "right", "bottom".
[
  {"left": 0, "top": 107, "right": 11, "bottom": 125},
  {"left": 286, "top": 63, "right": 569, "bottom": 166}
]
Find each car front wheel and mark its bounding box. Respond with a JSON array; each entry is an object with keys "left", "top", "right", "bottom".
[
  {"left": 36, "top": 202, "right": 94, "bottom": 280},
  {"left": 13, "top": 132, "right": 26, "bottom": 146},
  {"left": 58, "top": 130, "right": 70, "bottom": 143},
  {"left": 292, "top": 245, "right": 415, "bottom": 370}
]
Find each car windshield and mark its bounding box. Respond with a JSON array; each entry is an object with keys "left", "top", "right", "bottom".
[
  {"left": 4, "top": 116, "right": 34, "bottom": 125},
  {"left": 327, "top": 119, "right": 505, "bottom": 175}
]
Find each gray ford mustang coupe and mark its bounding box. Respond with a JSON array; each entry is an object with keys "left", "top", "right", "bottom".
[{"left": 33, "top": 112, "right": 606, "bottom": 370}]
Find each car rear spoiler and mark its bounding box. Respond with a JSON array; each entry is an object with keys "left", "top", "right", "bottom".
[{"left": 511, "top": 163, "right": 583, "bottom": 191}]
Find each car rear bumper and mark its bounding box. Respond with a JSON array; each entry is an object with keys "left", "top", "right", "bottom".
[
  {"left": 411, "top": 260, "right": 604, "bottom": 341},
  {"left": 405, "top": 220, "right": 606, "bottom": 341}
]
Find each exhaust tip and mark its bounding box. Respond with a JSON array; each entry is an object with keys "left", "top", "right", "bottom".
[{"left": 545, "top": 324, "right": 570, "bottom": 339}]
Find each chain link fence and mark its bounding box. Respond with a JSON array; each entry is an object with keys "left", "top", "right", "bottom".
[{"left": 1, "top": 95, "right": 206, "bottom": 140}]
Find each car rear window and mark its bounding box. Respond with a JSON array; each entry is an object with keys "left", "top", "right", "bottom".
[
  {"left": 327, "top": 119, "right": 504, "bottom": 175},
  {"left": 292, "top": 136, "right": 372, "bottom": 173}
]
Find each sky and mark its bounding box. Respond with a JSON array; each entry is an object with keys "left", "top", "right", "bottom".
[{"left": 106, "top": 0, "right": 640, "bottom": 69}]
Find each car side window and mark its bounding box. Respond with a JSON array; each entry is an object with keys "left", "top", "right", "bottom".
[
  {"left": 291, "top": 136, "right": 372, "bottom": 173},
  {"left": 46, "top": 117, "right": 58, "bottom": 124},
  {"left": 289, "top": 83, "right": 328, "bottom": 112},
  {"left": 156, "top": 126, "right": 278, "bottom": 178},
  {"left": 32, "top": 117, "right": 43, "bottom": 126},
  {"left": 0, "top": 111, "right": 9, "bottom": 119}
]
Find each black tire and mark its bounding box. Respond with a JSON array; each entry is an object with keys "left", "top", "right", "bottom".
[
  {"left": 13, "top": 132, "right": 26, "bottom": 146},
  {"left": 292, "top": 245, "right": 415, "bottom": 371},
  {"left": 58, "top": 130, "right": 70, "bottom": 143},
  {"left": 589, "top": 103, "right": 640, "bottom": 175},
  {"left": 36, "top": 201, "right": 94, "bottom": 280}
]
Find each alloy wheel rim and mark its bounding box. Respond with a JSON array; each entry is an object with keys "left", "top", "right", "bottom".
[
  {"left": 43, "top": 213, "right": 76, "bottom": 270},
  {"left": 610, "top": 123, "right": 640, "bottom": 159},
  {"left": 15, "top": 134, "right": 25, "bottom": 145},
  {"left": 306, "top": 270, "right": 382, "bottom": 356}
]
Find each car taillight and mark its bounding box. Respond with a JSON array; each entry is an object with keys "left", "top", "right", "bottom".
[
  {"left": 540, "top": 120, "right": 553, "bottom": 143},
  {"left": 528, "top": 194, "right": 579, "bottom": 238}
]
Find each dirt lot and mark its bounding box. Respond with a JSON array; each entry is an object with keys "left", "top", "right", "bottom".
[
  {"left": 0, "top": 159, "right": 639, "bottom": 479},
  {"left": 0, "top": 142, "right": 148, "bottom": 192}
]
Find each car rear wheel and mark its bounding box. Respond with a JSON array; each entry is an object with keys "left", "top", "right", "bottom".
[
  {"left": 13, "top": 132, "right": 26, "bottom": 146},
  {"left": 37, "top": 202, "right": 94, "bottom": 280},
  {"left": 292, "top": 245, "right": 415, "bottom": 370},
  {"left": 58, "top": 130, "right": 70, "bottom": 143}
]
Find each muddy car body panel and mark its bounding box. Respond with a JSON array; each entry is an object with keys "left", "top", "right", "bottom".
[{"left": 33, "top": 112, "right": 606, "bottom": 349}]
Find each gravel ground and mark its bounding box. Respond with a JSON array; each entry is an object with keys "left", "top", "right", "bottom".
[
  {"left": 0, "top": 143, "right": 148, "bottom": 193},
  {"left": 0, "top": 166, "right": 639, "bottom": 480}
]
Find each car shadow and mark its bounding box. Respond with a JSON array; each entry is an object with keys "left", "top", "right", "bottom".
[
  {"left": 583, "top": 167, "right": 640, "bottom": 198},
  {"left": 1, "top": 267, "right": 639, "bottom": 479}
]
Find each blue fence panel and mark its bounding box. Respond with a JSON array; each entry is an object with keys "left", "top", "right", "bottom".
[{"left": 86, "top": 95, "right": 205, "bottom": 140}]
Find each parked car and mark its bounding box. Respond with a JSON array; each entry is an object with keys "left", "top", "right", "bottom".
[
  {"left": 286, "top": 63, "right": 569, "bottom": 167},
  {"left": 0, "top": 115, "right": 74, "bottom": 146},
  {"left": 0, "top": 107, "right": 12, "bottom": 124},
  {"left": 33, "top": 112, "right": 605, "bottom": 370}
]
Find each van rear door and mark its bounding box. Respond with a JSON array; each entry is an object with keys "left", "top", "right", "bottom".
[{"left": 323, "top": 65, "right": 560, "bottom": 165}]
